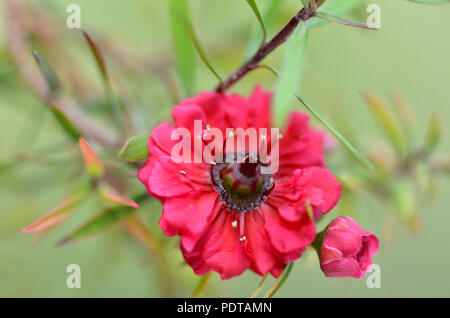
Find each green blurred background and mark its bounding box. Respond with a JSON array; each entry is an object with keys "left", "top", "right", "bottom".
[{"left": 0, "top": 0, "right": 449, "bottom": 297}]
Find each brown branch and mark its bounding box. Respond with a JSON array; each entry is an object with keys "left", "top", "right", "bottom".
[{"left": 215, "top": 6, "right": 316, "bottom": 93}]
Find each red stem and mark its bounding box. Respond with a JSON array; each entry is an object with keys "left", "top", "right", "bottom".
[{"left": 215, "top": 6, "right": 316, "bottom": 93}]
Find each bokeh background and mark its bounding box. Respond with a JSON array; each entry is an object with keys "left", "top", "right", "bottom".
[{"left": 0, "top": 0, "right": 449, "bottom": 297}]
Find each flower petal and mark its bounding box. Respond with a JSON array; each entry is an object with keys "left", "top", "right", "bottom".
[
  {"left": 162, "top": 191, "right": 219, "bottom": 252},
  {"left": 262, "top": 204, "right": 316, "bottom": 254},
  {"left": 321, "top": 258, "right": 363, "bottom": 278},
  {"left": 243, "top": 211, "right": 279, "bottom": 276},
  {"left": 182, "top": 211, "right": 252, "bottom": 279}
]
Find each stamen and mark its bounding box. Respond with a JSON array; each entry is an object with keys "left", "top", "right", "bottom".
[
  {"left": 239, "top": 212, "right": 245, "bottom": 236},
  {"left": 231, "top": 220, "right": 238, "bottom": 228},
  {"left": 179, "top": 170, "right": 187, "bottom": 175}
]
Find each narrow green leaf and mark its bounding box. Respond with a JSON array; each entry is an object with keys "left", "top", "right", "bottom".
[
  {"left": 50, "top": 107, "right": 80, "bottom": 141},
  {"left": 258, "top": 64, "right": 280, "bottom": 78},
  {"left": 246, "top": 0, "right": 267, "bottom": 42},
  {"left": 423, "top": 111, "right": 442, "bottom": 156},
  {"left": 245, "top": 0, "right": 285, "bottom": 60},
  {"left": 32, "top": 51, "right": 60, "bottom": 95},
  {"left": 301, "top": 0, "right": 310, "bottom": 6},
  {"left": 315, "top": 12, "right": 376, "bottom": 30},
  {"left": 22, "top": 193, "right": 85, "bottom": 233},
  {"left": 79, "top": 136, "right": 104, "bottom": 179},
  {"left": 119, "top": 135, "right": 149, "bottom": 162},
  {"left": 177, "top": 4, "right": 222, "bottom": 84},
  {"left": 82, "top": 31, "right": 109, "bottom": 85},
  {"left": 169, "top": 0, "right": 197, "bottom": 97},
  {"left": 407, "top": 0, "right": 450, "bottom": 3},
  {"left": 274, "top": 22, "right": 309, "bottom": 126},
  {"left": 58, "top": 193, "right": 148, "bottom": 245},
  {"left": 22, "top": 183, "right": 89, "bottom": 234},
  {"left": 307, "top": 0, "right": 363, "bottom": 29},
  {"left": 99, "top": 185, "right": 140, "bottom": 209},
  {"left": 390, "top": 92, "right": 417, "bottom": 141},
  {"left": 296, "top": 94, "right": 376, "bottom": 174},
  {"left": 363, "top": 91, "right": 407, "bottom": 156},
  {"left": 122, "top": 213, "right": 166, "bottom": 261},
  {"left": 83, "top": 31, "right": 131, "bottom": 132}
]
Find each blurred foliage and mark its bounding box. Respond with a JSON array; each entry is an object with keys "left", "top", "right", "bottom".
[{"left": 0, "top": 0, "right": 449, "bottom": 297}]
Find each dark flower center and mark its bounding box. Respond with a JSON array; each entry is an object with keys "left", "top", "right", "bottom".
[{"left": 211, "top": 153, "right": 274, "bottom": 212}]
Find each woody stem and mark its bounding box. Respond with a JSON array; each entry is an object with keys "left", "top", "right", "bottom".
[{"left": 215, "top": 6, "right": 316, "bottom": 93}]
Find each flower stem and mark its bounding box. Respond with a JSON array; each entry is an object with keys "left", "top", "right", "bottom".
[
  {"left": 263, "top": 262, "right": 294, "bottom": 298},
  {"left": 249, "top": 275, "right": 268, "bottom": 298},
  {"left": 193, "top": 273, "right": 212, "bottom": 298},
  {"left": 215, "top": 5, "right": 316, "bottom": 93}
]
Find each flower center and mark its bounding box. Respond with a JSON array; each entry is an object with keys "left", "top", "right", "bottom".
[{"left": 211, "top": 153, "right": 274, "bottom": 212}]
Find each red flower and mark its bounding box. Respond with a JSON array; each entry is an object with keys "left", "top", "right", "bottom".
[
  {"left": 138, "top": 87, "right": 342, "bottom": 279},
  {"left": 318, "top": 216, "right": 379, "bottom": 278}
]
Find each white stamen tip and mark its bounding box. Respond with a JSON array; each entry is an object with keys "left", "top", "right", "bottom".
[
  {"left": 179, "top": 170, "right": 187, "bottom": 175},
  {"left": 231, "top": 221, "right": 238, "bottom": 228},
  {"left": 240, "top": 236, "right": 247, "bottom": 242}
]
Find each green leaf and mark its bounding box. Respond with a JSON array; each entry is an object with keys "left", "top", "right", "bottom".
[
  {"left": 169, "top": 0, "right": 197, "bottom": 97},
  {"left": 22, "top": 192, "right": 86, "bottom": 233},
  {"left": 315, "top": 12, "right": 376, "bottom": 30},
  {"left": 246, "top": 0, "right": 267, "bottom": 42},
  {"left": 296, "top": 94, "right": 376, "bottom": 174},
  {"left": 58, "top": 193, "right": 148, "bottom": 245},
  {"left": 22, "top": 184, "right": 89, "bottom": 234},
  {"left": 82, "top": 31, "right": 128, "bottom": 131},
  {"left": 274, "top": 22, "right": 309, "bottom": 126},
  {"left": 245, "top": 0, "right": 285, "bottom": 60},
  {"left": 32, "top": 51, "right": 60, "bottom": 95},
  {"left": 363, "top": 91, "right": 408, "bottom": 156},
  {"left": 119, "top": 135, "right": 149, "bottom": 162},
  {"left": 407, "top": 0, "right": 450, "bottom": 3},
  {"left": 423, "top": 111, "right": 442, "bottom": 156},
  {"left": 307, "top": 0, "right": 363, "bottom": 29},
  {"left": 82, "top": 31, "right": 109, "bottom": 85},
  {"left": 50, "top": 107, "right": 80, "bottom": 142},
  {"left": 79, "top": 136, "right": 104, "bottom": 178},
  {"left": 177, "top": 2, "right": 222, "bottom": 84},
  {"left": 122, "top": 213, "right": 166, "bottom": 261},
  {"left": 258, "top": 64, "right": 280, "bottom": 78}
]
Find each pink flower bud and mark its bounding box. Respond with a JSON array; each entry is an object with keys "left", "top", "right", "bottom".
[{"left": 319, "top": 216, "right": 379, "bottom": 278}]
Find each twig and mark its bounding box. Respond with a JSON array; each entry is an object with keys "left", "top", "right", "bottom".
[{"left": 216, "top": 5, "right": 316, "bottom": 93}]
